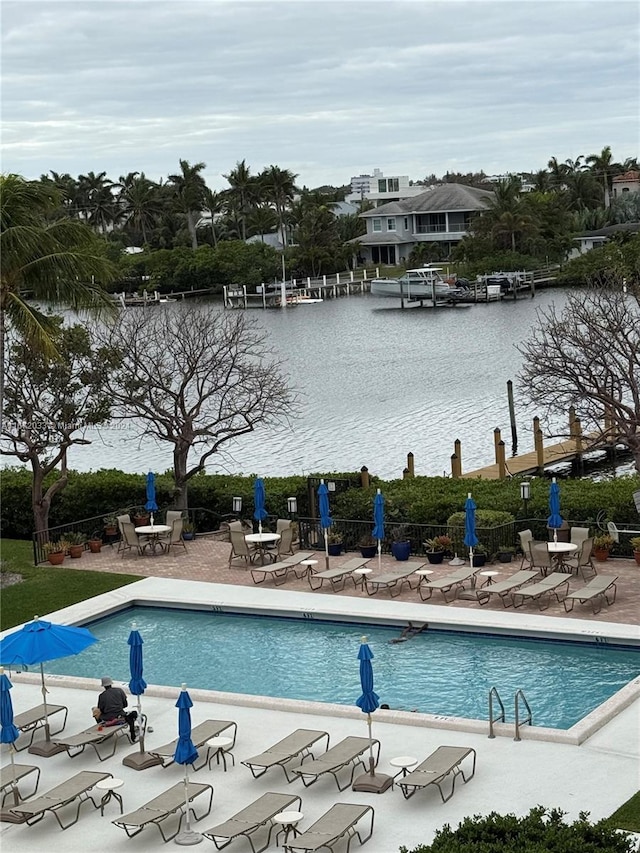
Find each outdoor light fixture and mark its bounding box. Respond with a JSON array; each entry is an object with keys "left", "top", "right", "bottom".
[
  {"left": 287, "top": 497, "right": 297, "bottom": 515},
  {"left": 232, "top": 496, "right": 242, "bottom": 514},
  {"left": 520, "top": 482, "right": 530, "bottom": 501}
]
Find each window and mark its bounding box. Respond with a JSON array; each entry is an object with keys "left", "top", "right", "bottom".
[
  {"left": 387, "top": 217, "right": 396, "bottom": 231},
  {"left": 387, "top": 178, "right": 399, "bottom": 192},
  {"left": 404, "top": 217, "right": 409, "bottom": 230},
  {"left": 378, "top": 180, "right": 386, "bottom": 193},
  {"left": 372, "top": 218, "right": 382, "bottom": 232}
]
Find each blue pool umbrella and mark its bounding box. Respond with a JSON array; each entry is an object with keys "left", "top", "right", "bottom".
[
  {"left": 463, "top": 493, "right": 479, "bottom": 566},
  {"left": 0, "top": 668, "right": 20, "bottom": 805},
  {"left": 122, "top": 623, "right": 162, "bottom": 769},
  {"left": 352, "top": 639, "right": 392, "bottom": 793},
  {"left": 0, "top": 617, "right": 98, "bottom": 754},
  {"left": 547, "top": 477, "right": 563, "bottom": 542},
  {"left": 318, "top": 479, "right": 333, "bottom": 570},
  {"left": 253, "top": 477, "right": 268, "bottom": 534},
  {"left": 145, "top": 471, "right": 158, "bottom": 524},
  {"left": 173, "top": 685, "right": 201, "bottom": 844},
  {"left": 372, "top": 488, "right": 385, "bottom": 572}
]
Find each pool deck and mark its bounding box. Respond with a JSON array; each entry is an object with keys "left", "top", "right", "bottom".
[{"left": 1, "top": 542, "right": 640, "bottom": 852}]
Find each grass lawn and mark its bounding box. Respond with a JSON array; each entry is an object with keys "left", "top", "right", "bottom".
[
  {"left": 1, "top": 539, "right": 141, "bottom": 631},
  {"left": 610, "top": 790, "right": 640, "bottom": 833}
]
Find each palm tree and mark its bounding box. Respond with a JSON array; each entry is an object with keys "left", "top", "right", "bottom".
[
  {"left": 76, "top": 170, "right": 114, "bottom": 230},
  {"left": 586, "top": 146, "right": 619, "bottom": 208},
  {"left": 117, "top": 173, "right": 164, "bottom": 245},
  {"left": 202, "top": 187, "right": 225, "bottom": 247},
  {"left": 491, "top": 211, "right": 538, "bottom": 252},
  {"left": 0, "top": 174, "right": 118, "bottom": 408},
  {"left": 223, "top": 160, "right": 258, "bottom": 241},
  {"left": 168, "top": 160, "right": 207, "bottom": 249},
  {"left": 260, "top": 165, "right": 297, "bottom": 246},
  {"left": 247, "top": 205, "right": 278, "bottom": 242}
]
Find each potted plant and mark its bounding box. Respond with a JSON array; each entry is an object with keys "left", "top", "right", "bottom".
[
  {"left": 43, "top": 541, "right": 66, "bottom": 566},
  {"left": 103, "top": 515, "right": 118, "bottom": 536},
  {"left": 65, "top": 531, "right": 86, "bottom": 558},
  {"left": 88, "top": 531, "right": 103, "bottom": 553},
  {"left": 424, "top": 535, "right": 452, "bottom": 564},
  {"left": 631, "top": 536, "right": 640, "bottom": 566},
  {"left": 358, "top": 533, "right": 378, "bottom": 559},
  {"left": 470, "top": 543, "right": 488, "bottom": 567},
  {"left": 390, "top": 526, "right": 411, "bottom": 561},
  {"left": 133, "top": 510, "right": 151, "bottom": 527},
  {"left": 496, "top": 544, "right": 515, "bottom": 563},
  {"left": 593, "top": 533, "right": 614, "bottom": 562},
  {"left": 182, "top": 520, "right": 196, "bottom": 541},
  {"left": 326, "top": 530, "right": 343, "bottom": 557}
]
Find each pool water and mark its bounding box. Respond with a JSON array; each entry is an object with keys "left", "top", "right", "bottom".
[{"left": 42, "top": 607, "right": 640, "bottom": 729}]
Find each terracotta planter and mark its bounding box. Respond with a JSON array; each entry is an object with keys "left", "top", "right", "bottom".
[
  {"left": 88, "top": 540, "right": 103, "bottom": 553},
  {"left": 634, "top": 550, "right": 640, "bottom": 566},
  {"left": 593, "top": 548, "right": 610, "bottom": 562},
  {"left": 104, "top": 525, "right": 117, "bottom": 537},
  {"left": 69, "top": 544, "right": 84, "bottom": 559},
  {"left": 133, "top": 514, "right": 150, "bottom": 528},
  {"left": 47, "top": 552, "right": 65, "bottom": 566}
]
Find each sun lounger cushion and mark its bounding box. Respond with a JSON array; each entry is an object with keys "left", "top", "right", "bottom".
[
  {"left": 511, "top": 572, "right": 570, "bottom": 610},
  {"left": 290, "top": 736, "right": 378, "bottom": 792},
  {"left": 112, "top": 781, "right": 213, "bottom": 842},
  {"left": 6, "top": 770, "right": 111, "bottom": 829},
  {"left": 563, "top": 575, "right": 618, "bottom": 614},
  {"left": 364, "top": 562, "right": 425, "bottom": 596},
  {"left": 242, "top": 729, "right": 330, "bottom": 781},
  {"left": 202, "top": 791, "right": 302, "bottom": 852},
  {"left": 148, "top": 719, "right": 237, "bottom": 770},
  {"left": 283, "top": 803, "right": 375, "bottom": 853},
  {"left": 1, "top": 764, "right": 41, "bottom": 808},
  {"left": 13, "top": 703, "right": 68, "bottom": 750},
  {"left": 397, "top": 745, "right": 476, "bottom": 802}
]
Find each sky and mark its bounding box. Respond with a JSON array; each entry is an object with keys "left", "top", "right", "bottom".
[{"left": 1, "top": 0, "right": 638, "bottom": 191}]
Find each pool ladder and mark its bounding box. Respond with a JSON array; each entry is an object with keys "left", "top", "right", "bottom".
[{"left": 488, "top": 687, "right": 532, "bottom": 740}]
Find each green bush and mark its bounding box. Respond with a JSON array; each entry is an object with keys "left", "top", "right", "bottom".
[{"left": 399, "top": 805, "right": 635, "bottom": 852}]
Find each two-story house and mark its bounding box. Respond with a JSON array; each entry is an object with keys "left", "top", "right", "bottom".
[{"left": 351, "top": 183, "right": 495, "bottom": 265}]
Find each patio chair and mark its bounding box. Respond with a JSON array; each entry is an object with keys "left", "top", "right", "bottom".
[
  {"left": 418, "top": 567, "right": 479, "bottom": 602},
  {"left": 1, "top": 763, "right": 41, "bottom": 808},
  {"left": 201, "top": 791, "right": 302, "bottom": 852},
  {"left": 527, "top": 541, "right": 555, "bottom": 577},
  {"left": 229, "top": 528, "right": 259, "bottom": 567},
  {"left": 120, "top": 520, "right": 146, "bottom": 558},
  {"left": 5, "top": 770, "right": 112, "bottom": 829},
  {"left": 116, "top": 513, "right": 131, "bottom": 553},
  {"left": 158, "top": 517, "right": 187, "bottom": 554},
  {"left": 242, "top": 729, "right": 330, "bottom": 782},
  {"left": 147, "top": 719, "right": 238, "bottom": 770},
  {"left": 112, "top": 781, "right": 214, "bottom": 843},
  {"left": 397, "top": 745, "right": 476, "bottom": 802},
  {"left": 166, "top": 510, "right": 182, "bottom": 527},
  {"left": 52, "top": 720, "right": 133, "bottom": 761},
  {"left": 13, "top": 702, "right": 68, "bottom": 750},
  {"left": 562, "top": 537, "right": 597, "bottom": 579},
  {"left": 476, "top": 570, "right": 538, "bottom": 607},
  {"left": 511, "top": 572, "right": 570, "bottom": 610},
  {"left": 363, "top": 562, "right": 426, "bottom": 597},
  {"left": 308, "top": 558, "right": 371, "bottom": 592},
  {"left": 517, "top": 529, "right": 544, "bottom": 568},
  {"left": 289, "top": 736, "right": 378, "bottom": 792},
  {"left": 283, "top": 803, "right": 375, "bottom": 853},
  {"left": 275, "top": 525, "right": 295, "bottom": 559},
  {"left": 563, "top": 574, "right": 618, "bottom": 614},
  {"left": 570, "top": 526, "right": 590, "bottom": 547}
]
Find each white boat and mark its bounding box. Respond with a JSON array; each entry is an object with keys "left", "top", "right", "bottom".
[{"left": 370, "top": 266, "right": 465, "bottom": 300}]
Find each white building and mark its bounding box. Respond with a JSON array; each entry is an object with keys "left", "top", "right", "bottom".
[
  {"left": 611, "top": 170, "right": 640, "bottom": 198},
  {"left": 346, "top": 169, "right": 425, "bottom": 206}
]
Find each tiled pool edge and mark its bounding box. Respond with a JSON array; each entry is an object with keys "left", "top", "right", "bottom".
[{"left": 4, "top": 576, "right": 639, "bottom": 747}]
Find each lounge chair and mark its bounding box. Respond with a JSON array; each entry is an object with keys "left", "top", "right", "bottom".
[
  {"left": 418, "top": 567, "right": 479, "bottom": 602},
  {"left": 148, "top": 719, "right": 237, "bottom": 770},
  {"left": 52, "top": 721, "right": 133, "bottom": 761},
  {"left": 112, "top": 781, "right": 214, "bottom": 842},
  {"left": 1, "top": 763, "right": 41, "bottom": 808},
  {"left": 13, "top": 702, "right": 68, "bottom": 750},
  {"left": 5, "top": 770, "right": 112, "bottom": 829},
  {"left": 250, "top": 559, "right": 300, "bottom": 586},
  {"left": 242, "top": 729, "right": 330, "bottom": 782},
  {"left": 283, "top": 803, "right": 374, "bottom": 853},
  {"left": 201, "top": 791, "right": 302, "bottom": 852},
  {"left": 511, "top": 572, "right": 570, "bottom": 610},
  {"left": 363, "top": 562, "right": 425, "bottom": 597},
  {"left": 563, "top": 575, "right": 618, "bottom": 614},
  {"left": 476, "top": 570, "right": 538, "bottom": 607},
  {"left": 289, "top": 736, "right": 377, "bottom": 791},
  {"left": 308, "top": 558, "right": 371, "bottom": 592},
  {"left": 397, "top": 745, "right": 476, "bottom": 802}
]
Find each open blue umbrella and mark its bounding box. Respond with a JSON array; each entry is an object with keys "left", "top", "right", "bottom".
[
  {"left": 463, "top": 493, "right": 479, "bottom": 566},
  {"left": 145, "top": 472, "right": 158, "bottom": 525},
  {"left": 318, "top": 479, "right": 333, "bottom": 570},
  {"left": 372, "top": 488, "right": 385, "bottom": 572},
  {"left": 0, "top": 668, "right": 20, "bottom": 805},
  {"left": 253, "top": 477, "right": 268, "bottom": 534},
  {"left": 547, "top": 477, "right": 563, "bottom": 542},
  {"left": 173, "top": 685, "right": 200, "bottom": 844},
  {"left": 0, "top": 617, "right": 98, "bottom": 755},
  {"left": 352, "top": 638, "right": 392, "bottom": 793}
]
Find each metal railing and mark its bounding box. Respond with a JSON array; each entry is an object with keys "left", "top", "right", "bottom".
[
  {"left": 514, "top": 689, "right": 532, "bottom": 741},
  {"left": 488, "top": 687, "right": 505, "bottom": 739}
]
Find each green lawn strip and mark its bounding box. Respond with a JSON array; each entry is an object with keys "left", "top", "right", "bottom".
[
  {"left": 609, "top": 790, "right": 640, "bottom": 833},
  {"left": 1, "top": 538, "right": 141, "bottom": 631}
]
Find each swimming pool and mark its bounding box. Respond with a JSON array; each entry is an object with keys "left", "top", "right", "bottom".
[{"left": 41, "top": 606, "right": 640, "bottom": 730}]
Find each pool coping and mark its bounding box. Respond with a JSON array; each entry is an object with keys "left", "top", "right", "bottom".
[{"left": 4, "top": 576, "right": 640, "bottom": 747}]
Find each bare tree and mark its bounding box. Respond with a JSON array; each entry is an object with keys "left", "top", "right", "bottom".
[
  {"left": 103, "top": 306, "right": 297, "bottom": 508},
  {"left": 517, "top": 283, "right": 640, "bottom": 473}
]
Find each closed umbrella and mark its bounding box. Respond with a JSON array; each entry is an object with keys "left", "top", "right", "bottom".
[
  {"left": 122, "top": 623, "right": 161, "bottom": 770},
  {"left": 372, "top": 489, "right": 385, "bottom": 572},
  {"left": 547, "top": 477, "right": 563, "bottom": 543},
  {"left": 351, "top": 638, "right": 392, "bottom": 794},
  {"left": 318, "top": 479, "right": 333, "bottom": 571},
  {"left": 253, "top": 477, "right": 267, "bottom": 534},
  {"left": 0, "top": 616, "right": 98, "bottom": 756},
  {"left": 145, "top": 471, "right": 158, "bottom": 526},
  {"left": 464, "top": 493, "right": 479, "bottom": 567},
  {"left": 0, "top": 668, "right": 20, "bottom": 805},
  {"left": 173, "top": 684, "right": 201, "bottom": 846}
]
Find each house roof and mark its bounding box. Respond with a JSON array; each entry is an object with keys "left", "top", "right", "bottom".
[
  {"left": 346, "top": 232, "right": 408, "bottom": 245},
  {"left": 360, "top": 183, "right": 495, "bottom": 217},
  {"left": 612, "top": 170, "right": 640, "bottom": 182},
  {"left": 581, "top": 221, "right": 640, "bottom": 238}
]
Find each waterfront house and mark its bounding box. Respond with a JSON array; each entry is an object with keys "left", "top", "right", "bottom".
[{"left": 611, "top": 170, "right": 640, "bottom": 199}]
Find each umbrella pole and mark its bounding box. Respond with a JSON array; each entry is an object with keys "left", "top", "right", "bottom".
[
  {"left": 10, "top": 745, "right": 18, "bottom": 806},
  {"left": 367, "top": 713, "right": 375, "bottom": 776},
  {"left": 324, "top": 527, "right": 330, "bottom": 571},
  {"left": 28, "top": 663, "right": 65, "bottom": 756},
  {"left": 40, "top": 663, "right": 50, "bottom": 742},
  {"left": 174, "top": 764, "right": 202, "bottom": 845},
  {"left": 377, "top": 539, "right": 381, "bottom": 573},
  {"left": 137, "top": 695, "right": 144, "bottom": 753}
]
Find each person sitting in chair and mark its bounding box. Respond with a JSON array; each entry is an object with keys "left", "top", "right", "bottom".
[{"left": 92, "top": 676, "right": 137, "bottom": 741}]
